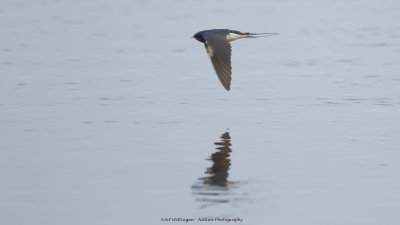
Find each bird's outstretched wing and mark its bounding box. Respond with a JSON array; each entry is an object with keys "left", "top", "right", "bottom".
[{"left": 203, "top": 30, "right": 232, "bottom": 91}]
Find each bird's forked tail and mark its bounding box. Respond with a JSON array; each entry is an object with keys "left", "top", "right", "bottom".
[{"left": 243, "top": 32, "right": 279, "bottom": 38}]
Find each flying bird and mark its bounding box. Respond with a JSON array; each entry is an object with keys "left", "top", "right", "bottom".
[{"left": 193, "top": 29, "right": 277, "bottom": 91}]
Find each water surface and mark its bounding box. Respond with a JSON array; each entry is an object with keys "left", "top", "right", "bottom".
[{"left": 1, "top": 0, "right": 400, "bottom": 225}]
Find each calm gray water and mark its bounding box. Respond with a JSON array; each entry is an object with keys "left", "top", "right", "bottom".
[{"left": 1, "top": 0, "right": 400, "bottom": 224}]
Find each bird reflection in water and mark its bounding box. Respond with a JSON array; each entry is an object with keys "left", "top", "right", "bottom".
[{"left": 192, "top": 131, "right": 234, "bottom": 207}]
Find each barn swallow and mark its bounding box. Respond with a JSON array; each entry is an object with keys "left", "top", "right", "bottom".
[{"left": 193, "top": 29, "right": 277, "bottom": 91}]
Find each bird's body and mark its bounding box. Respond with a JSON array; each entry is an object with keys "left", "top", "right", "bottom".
[{"left": 193, "top": 29, "right": 277, "bottom": 91}]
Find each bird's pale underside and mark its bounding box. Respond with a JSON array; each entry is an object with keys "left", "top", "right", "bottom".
[{"left": 193, "top": 29, "right": 277, "bottom": 91}]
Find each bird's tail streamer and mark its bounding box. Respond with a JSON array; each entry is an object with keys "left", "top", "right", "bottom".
[{"left": 244, "top": 32, "right": 279, "bottom": 38}]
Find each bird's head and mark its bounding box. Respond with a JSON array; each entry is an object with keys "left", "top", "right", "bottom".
[{"left": 192, "top": 33, "right": 205, "bottom": 43}]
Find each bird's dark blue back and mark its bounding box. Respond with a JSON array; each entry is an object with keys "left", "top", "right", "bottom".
[{"left": 194, "top": 29, "right": 233, "bottom": 43}]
